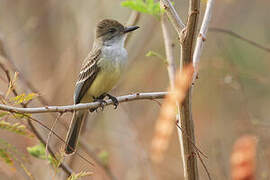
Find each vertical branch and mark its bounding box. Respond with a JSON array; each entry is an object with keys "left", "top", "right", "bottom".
[
  {"left": 161, "top": 15, "right": 176, "bottom": 86},
  {"left": 160, "top": 14, "right": 187, "bottom": 170},
  {"left": 179, "top": 0, "right": 200, "bottom": 179},
  {"left": 193, "top": 0, "right": 215, "bottom": 83}
]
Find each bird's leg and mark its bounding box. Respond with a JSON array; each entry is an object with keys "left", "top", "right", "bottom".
[
  {"left": 89, "top": 95, "right": 107, "bottom": 112},
  {"left": 104, "top": 93, "right": 119, "bottom": 109}
]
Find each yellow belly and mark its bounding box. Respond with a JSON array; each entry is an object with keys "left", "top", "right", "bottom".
[{"left": 80, "top": 68, "right": 121, "bottom": 103}]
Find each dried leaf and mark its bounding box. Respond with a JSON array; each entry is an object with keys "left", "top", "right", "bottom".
[
  {"left": 151, "top": 65, "right": 194, "bottom": 163},
  {"left": 231, "top": 135, "right": 257, "bottom": 180}
]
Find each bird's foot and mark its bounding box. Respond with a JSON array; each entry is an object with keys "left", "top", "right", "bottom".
[
  {"left": 90, "top": 96, "right": 107, "bottom": 112},
  {"left": 105, "top": 93, "right": 119, "bottom": 109}
]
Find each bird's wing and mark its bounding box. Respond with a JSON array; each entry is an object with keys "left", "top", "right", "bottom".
[{"left": 74, "top": 48, "right": 101, "bottom": 104}]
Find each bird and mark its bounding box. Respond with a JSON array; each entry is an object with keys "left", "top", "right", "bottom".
[{"left": 64, "top": 19, "right": 139, "bottom": 155}]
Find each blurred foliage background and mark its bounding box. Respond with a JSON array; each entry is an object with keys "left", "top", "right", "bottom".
[{"left": 0, "top": 0, "right": 270, "bottom": 179}]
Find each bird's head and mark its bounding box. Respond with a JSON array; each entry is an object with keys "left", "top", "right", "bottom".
[{"left": 96, "top": 19, "right": 139, "bottom": 46}]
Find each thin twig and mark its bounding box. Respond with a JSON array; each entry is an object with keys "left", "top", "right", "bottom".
[
  {"left": 0, "top": 92, "right": 167, "bottom": 114},
  {"left": 209, "top": 27, "right": 270, "bottom": 53},
  {"left": 160, "top": 12, "right": 186, "bottom": 165},
  {"left": 196, "top": 151, "right": 212, "bottom": 180},
  {"left": 175, "top": 123, "right": 207, "bottom": 158},
  {"left": 160, "top": 0, "right": 185, "bottom": 35},
  {"left": 161, "top": 15, "right": 176, "bottom": 86},
  {"left": 46, "top": 113, "right": 62, "bottom": 158},
  {"left": 193, "top": 0, "right": 215, "bottom": 83},
  {"left": 176, "top": 123, "right": 211, "bottom": 180}
]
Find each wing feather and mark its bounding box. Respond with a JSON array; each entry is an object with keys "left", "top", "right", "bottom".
[{"left": 74, "top": 48, "right": 101, "bottom": 104}]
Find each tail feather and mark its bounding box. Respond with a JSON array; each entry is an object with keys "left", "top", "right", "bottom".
[{"left": 65, "top": 110, "right": 86, "bottom": 155}]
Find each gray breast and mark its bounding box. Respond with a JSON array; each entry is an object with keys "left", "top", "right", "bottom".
[{"left": 99, "top": 46, "right": 127, "bottom": 72}]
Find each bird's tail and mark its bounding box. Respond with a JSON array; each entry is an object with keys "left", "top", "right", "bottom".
[{"left": 65, "top": 110, "right": 86, "bottom": 155}]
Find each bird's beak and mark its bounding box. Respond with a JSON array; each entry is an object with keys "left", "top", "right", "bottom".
[{"left": 124, "top": 26, "right": 140, "bottom": 33}]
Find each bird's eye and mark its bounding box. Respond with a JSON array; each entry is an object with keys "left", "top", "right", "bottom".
[{"left": 109, "top": 28, "right": 116, "bottom": 33}]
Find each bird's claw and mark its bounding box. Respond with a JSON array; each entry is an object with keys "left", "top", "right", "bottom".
[
  {"left": 90, "top": 97, "right": 107, "bottom": 112},
  {"left": 105, "top": 94, "right": 119, "bottom": 109},
  {"left": 89, "top": 94, "right": 119, "bottom": 112}
]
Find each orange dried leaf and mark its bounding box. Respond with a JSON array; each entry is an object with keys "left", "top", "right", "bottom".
[
  {"left": 231, "top": 135, "right": 257, "bottom": 180},
  {"left": 151, "top": 65, "right": 194, "bottom": 163}
]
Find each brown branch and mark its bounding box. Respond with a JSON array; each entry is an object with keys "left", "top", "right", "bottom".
[
  {"left": 209, "top": 27, "right": 270, "bottom": 53},
  {"left": 178, "top": 0, "right": 200, "bottom": 179}
]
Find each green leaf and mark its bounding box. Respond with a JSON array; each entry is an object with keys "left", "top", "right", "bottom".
[
  {"left": 67, "top": 171, "right": 93, "bottom": 180},
  {"left": 121, "top": 0, "right": 162, "bottom": 19},
  {"left": 146, "top": 50, "right": 168, "bottom": 65},
  {"left": 0, "top": 120, "right": 34, "bottom": 137},
  {"left": 27, "top": 143, "right": 47, "bottom": 160},
  {"left": 27, "top": 143, "right": 62, "bottom": 169}
]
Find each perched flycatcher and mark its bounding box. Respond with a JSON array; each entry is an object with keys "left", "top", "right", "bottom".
[{"left": 65, "top": 19, "right": 139, "bottom": 154}]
